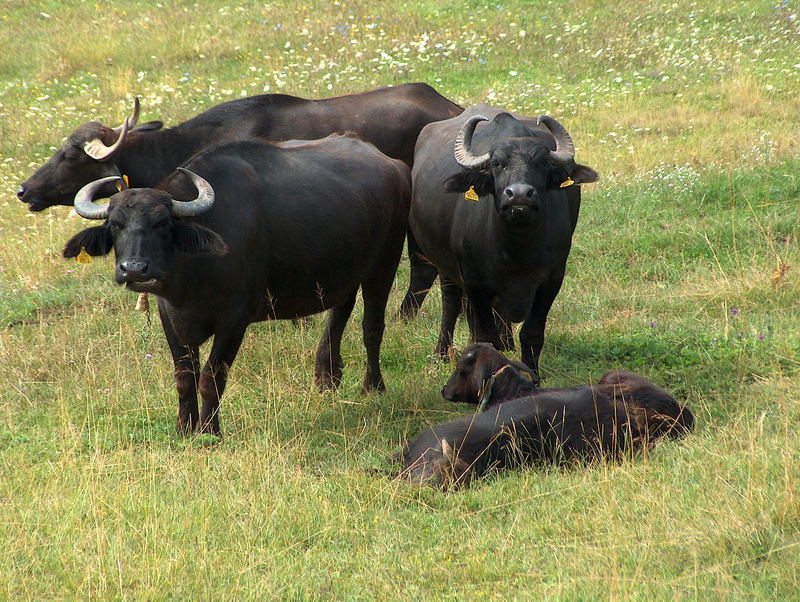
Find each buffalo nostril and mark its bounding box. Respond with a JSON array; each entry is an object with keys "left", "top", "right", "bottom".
[
  {"left": 526, "top": 188, "right": 534, "bottom": 198},
  {"left": 120, "top": 260, "right": 148, "bottom": 276},
  {"left": 17, "top": 186, "right": 26, "bottom": 200},
  {"left": 504, "top": 187, "right": 514, "bottom": 199}
]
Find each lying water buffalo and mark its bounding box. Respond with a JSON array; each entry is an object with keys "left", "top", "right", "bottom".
[
  {"left": 409, "top": 105, "right": 598, "bottom": 382},
  {"left": 441, "top": 342, "right": 538, "bottom": 407},
  {"left": 397, "top": 371, "right": 694, "bottom": 488},
  {"left": 63, "top": 134, "right": 410, "bottom": 435}
]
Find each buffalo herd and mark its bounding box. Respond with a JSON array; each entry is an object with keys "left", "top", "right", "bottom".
[{"left": 19, "top": 83, "right": 694, "bottom": 487}]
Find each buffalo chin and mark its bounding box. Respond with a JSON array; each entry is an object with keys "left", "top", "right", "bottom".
[
  {"left": 24, "top": 198, "right": 52, "bottom": 212},
  {"left": 125, "top": 279, "right": 160, "bottom": 293}
]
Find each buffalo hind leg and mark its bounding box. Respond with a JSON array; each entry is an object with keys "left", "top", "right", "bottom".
[
  {"left": 434, "top": 278, "right": 464, "bottom": 359},
  {"left": 315, "top": 293, "right": 357, "bottom": 390},
  {"left": 361, "top": 267, "right": 400, "bottom": 392},
  {"left": 197, "top": 322, "right": 249, "bottom": 435},
  {"left": 160, "top": 309, "right": 201, "bottom": 434},
  {"left": 397, "top": 230, "right": 438, "bottom": 321},
  {"left": 519, "top": 269, "right": 566, "bottom": 384}
]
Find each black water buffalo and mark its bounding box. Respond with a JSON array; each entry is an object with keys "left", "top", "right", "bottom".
[
  {"left": 397, "top": 371, "right": 694, "bottom": 487},
  {"left": 441, "top": 342, "right": 538, "bottom": 407},
  {"left": 409, "top": 105, "right": 598, "bottom": 382},
  {"left": 62, "top": 134, "right": 410, "bottom": 435},
  {"left": 18, "top": 83, "right": 460, "bottom": 210},
  {"left": 18, "top": 83, "right": 460, "bottom": 317}
]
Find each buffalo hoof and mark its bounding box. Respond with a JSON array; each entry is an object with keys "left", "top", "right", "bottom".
[
  {"left": 362, "top": 375, "right": 386, "bottom": 394},
  {"left": 396, "top": 302, "right": 420, "bottom": 323},
  {"left": 197, "top": 419, "right": 221, "bottom": 437},
  {"left": 175, "top": 417, "right": 197, "bottom": 436},
  {"left": 315, "top": 371, "right": 342, "bottom": 391}
]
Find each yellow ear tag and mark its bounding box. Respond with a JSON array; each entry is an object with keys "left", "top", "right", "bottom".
[
  {"left": 76, "top": 247, "right": 93, "bottom": 264},
  {"left": 116, "top": 174, "right": 130, "bottom": 192},
  {"left": 464, "top": 186, "right": 480, "bottom": 201},
  {"left": 560, "top": 177, "right": 575, "bottom": 188}
]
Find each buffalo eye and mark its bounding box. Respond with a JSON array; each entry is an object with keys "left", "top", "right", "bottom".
[{"left": 108, "top": 220, "right": 123, "bottom": 232}]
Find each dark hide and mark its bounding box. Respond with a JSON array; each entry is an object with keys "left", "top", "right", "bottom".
[
  {"left": 63, "top": 135, "right": 410, "bottom": 435},
  {"left": 19, "top": 83, "right": 460, "bottom": 210},
  {"left": 441, "top": 343, "right": 538, "bottom": 406},
  {"left": 21, "top": 84, "right": 459, "bottom": 320},
  {"left": 397, "top": 371, "right": 694, "bottom": 488},
  {"left": 408, "top": 104, "right": 598, "bottom": 381}
]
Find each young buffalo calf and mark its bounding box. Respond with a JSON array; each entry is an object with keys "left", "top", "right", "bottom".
[
  {"left": 441, "top": 342, "right": 539, "bottom": 407},
  {"left": 399, "top": 370, "right": 694, "bottom": 488}
]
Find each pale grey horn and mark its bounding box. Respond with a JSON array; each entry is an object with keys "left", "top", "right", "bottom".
[
  {"left": 112, "top": 97, "right": 140, "bottom": 133},
  {"left": 537, "top": 115, "right": 575, "bottom": 164},
  {"left": 454, "top": 115, "right": 491, "bottom": 170},
  {"left": 83, "top": 117, "right": 129, "bottom": 161},
  {"left": 73, "top": 176, "right": 121, "bottom": 220},
  {"left": 170, "top": 168, "right": 215, "bottom": 217}
]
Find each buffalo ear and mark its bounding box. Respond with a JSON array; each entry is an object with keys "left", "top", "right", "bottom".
[
  {"left": 133, "top": 120, "right": 164, "bottom": 132},
  {"left": 443, "top": 171, "right": 494, "bottom": 195},
  {"left": 63, "top": 226, "right": 113, "bottom": 258},
  {"left": 508, "top": 361, "right": 540, "bottom": 386},
  {"left": 173, "top": 222, "right": 228, "bottom": 256},
  {"left": 570, "top": 164, "right": 599, "bottom": 185}
]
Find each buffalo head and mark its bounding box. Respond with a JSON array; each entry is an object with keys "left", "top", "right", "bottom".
[
  {"left": 441, "top": 343, "right": 538, "bottom": 405},
  {"left": 62, "top": 168, "right": 227, "bottom": 295},
  {"left": 444, "top": 114, "right": 598, "bottom": 224},
  {"left": 18, "top": 99, "right": 163, "bottom": 211}
]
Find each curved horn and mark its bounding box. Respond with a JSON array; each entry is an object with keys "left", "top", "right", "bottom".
[
  {"left": 113, "top": 97, "right": 140, "bottom": 133},
  {"left": 441, "top": 439, "right": 453, "bottom": 460},
  {"left": 454, "top": 115, "right": 491, "bottom": 170},
  {"left": 537, "top": 115, "right": 575, "bottom": 164},
  {"left": 83, "top": 117, "right": 129, "bottom": 161},
  {"left": 73, "top": 176, "right": 121, "bottom": 220},
  {"left": 170, "top": 168, "right": 215, "bottom": 217}
]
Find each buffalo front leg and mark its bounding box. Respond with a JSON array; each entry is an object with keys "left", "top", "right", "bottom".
[
  {"left": 397, "top": 229, "right": 439, "bottom": 321},
  {"left": 160, "top": 310, "right": 200, "bottom": 434},
  {"left": 519, "top": 270, "right": 566, "bottom": 383},
  {"left": 493, "top": 309, "right": 515, "bottom": 351},
  {"left": 315, "top": 293, "right": 357, "bottom": 390},
  {"left": 197, "top": 323, "right": 249, "bottom": 436},
  {"left": 434, "top": 278, "right": 464, "bottom": 359},
  {"left": 464, "top": 288, "right": 504, "bottom": 350}
]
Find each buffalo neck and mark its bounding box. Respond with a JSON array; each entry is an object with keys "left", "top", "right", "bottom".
[{"left": 116, "top": 128, "right": 210, "bottom": 189}]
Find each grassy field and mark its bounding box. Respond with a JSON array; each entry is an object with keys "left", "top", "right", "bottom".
[{"left": 1, "top": 0, "right": 799, "bottom": 598}]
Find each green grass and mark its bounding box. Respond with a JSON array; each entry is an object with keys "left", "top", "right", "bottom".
[{"left": 1, "top": 0, "right": 799, "bottom": 598}]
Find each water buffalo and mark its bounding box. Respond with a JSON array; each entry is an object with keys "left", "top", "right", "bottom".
[
  {"left": 441, "top": 342, "right": 538, "bottom": 407},
  {"left": 409, "top": 105, "right": 598, "bottom": 382},
  {"left": 397, "top": 371, "right": 694, "bottom": 488},
  {"left": 18, "top": 83, "right": 460, "bottom": 317},
  {"left": 62, "top": 134, "right": 410, "bottom": 435},
  {"left": 18, "top": 83, "right": 460, "bottom": 210}
]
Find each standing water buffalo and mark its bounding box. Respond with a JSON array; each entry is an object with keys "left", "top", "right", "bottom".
[
  {"left": 396, "top": 370, "right": 694, "bottom": 488},
  {"left": 409, "top": 105, "right": 598, "bottom": 382},
  {"left": 62, "top": 134, "right": 410, "bottom": 435},
  {"left": 18, "top": 83, "right": 461, "bottom": 316}
]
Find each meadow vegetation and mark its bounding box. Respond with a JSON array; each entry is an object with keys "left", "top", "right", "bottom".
[{"left": 1, "top": 0, "right": 798, "bottom": 598}]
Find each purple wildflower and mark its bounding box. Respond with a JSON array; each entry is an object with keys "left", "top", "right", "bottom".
[{"left": 730, "top": 308, "right": 740, "bottom": 316}]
